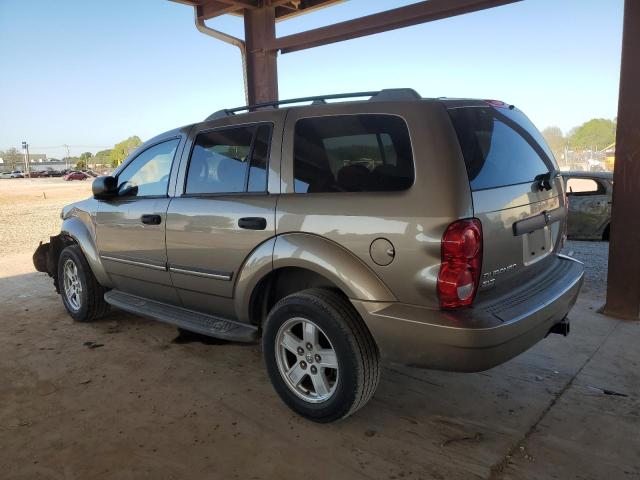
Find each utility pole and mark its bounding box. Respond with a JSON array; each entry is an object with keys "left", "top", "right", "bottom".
[
  {"left": 63, "top": 144, "right": 70, "bottom": 170},
  {"left": 21, "top": 141, "right": 30, "bottom": 178}
]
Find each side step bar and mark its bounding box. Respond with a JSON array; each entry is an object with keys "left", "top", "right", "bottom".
[{"left": 104, "top": 290, "right": 258, "bottom": 342}]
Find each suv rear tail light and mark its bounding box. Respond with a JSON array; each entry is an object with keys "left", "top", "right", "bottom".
[{"left": 438, "top": 219, "right": 483, "bottom": 309}]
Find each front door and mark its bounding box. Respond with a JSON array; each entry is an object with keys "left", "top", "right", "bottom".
[
  {"left": 166, "top": 121, "right": 279, "bottom": 317},
  {"left": 96, "top": 138, "right": 181, "bottom": 303}
]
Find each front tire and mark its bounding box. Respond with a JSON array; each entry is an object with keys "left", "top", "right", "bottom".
[
  {"left": 58, "top": 245, "right": 110, "bottom": 322},
  {"left": 263, "top": 288, "right": 380, "bottom": 423}
]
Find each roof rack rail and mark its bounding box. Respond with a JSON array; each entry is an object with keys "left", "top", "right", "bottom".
[{"left": 205, "top": 88, "right": 421, "bottom": 121}]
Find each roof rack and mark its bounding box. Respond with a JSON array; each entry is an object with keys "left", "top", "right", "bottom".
[{"left": 205, "top": 88, "right": 421, "bottom": 121}]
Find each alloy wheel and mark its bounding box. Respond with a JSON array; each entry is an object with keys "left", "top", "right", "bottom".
[
  {"left": 63, "top": 259, "right": 82, "bottom": 311},
  {"left": 274, "top": 317, "right": 339, "bottom": 403}
]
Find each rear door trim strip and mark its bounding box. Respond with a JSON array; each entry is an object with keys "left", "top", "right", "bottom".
[{"left": 169, "top": 266, "right": 232, "bottom": 281}]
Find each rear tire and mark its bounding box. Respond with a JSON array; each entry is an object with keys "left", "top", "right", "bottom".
[
  {"left": 58, "top": 245, "right": 110, "bottom": 322},
  {"left": 263, "top": 288, "right": 380, "bottom": 423}
]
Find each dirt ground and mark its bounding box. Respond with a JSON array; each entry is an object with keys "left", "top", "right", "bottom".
[
  {"left": 1, "top": 179, "right": 638, "bottom": 480},
  {"left": 0, "top": 178, "right": 92, "bottom": 256}
]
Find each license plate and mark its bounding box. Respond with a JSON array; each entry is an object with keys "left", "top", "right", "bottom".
[{"left": 522, "top": 226, "right": 553, "bottom": 266}]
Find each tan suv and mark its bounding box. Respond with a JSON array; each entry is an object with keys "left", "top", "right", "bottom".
[{"left": 34, "top": 89, "right": 584, "bottom": 422}]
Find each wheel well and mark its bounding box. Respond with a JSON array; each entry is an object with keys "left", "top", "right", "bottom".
[
  {"left": 602, "top": 223, "right": 610, "bottom": 241},
  {"left": 248, "top": 267, "right": 344, "bottom": 327}
]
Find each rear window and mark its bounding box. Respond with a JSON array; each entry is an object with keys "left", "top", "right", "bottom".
[
  {"left": 293, "top": 114, "right": 414, "bottom": 193},
  {"left": 447, "top": 106, "right": 556, "bottom": 191}
]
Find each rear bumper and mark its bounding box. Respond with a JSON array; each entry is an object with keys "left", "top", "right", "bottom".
[{"left": 352, "top": 254, "right": 584, "bottom": 372}]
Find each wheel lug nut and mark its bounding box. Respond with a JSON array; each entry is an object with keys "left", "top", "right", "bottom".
[
  {"left": 306, "top": 343, "right": 313, "bottom": 350},
  {"left": 310, "top": 366, "right": 317, "bottom": 374},
  {"left": 297, "top": 347, "right": 304, "bottom": 355},
  {"left": 300, "top": 361, "right": 307, "bottom": 369},
  {"left": 314, "top": 354, "right": 321, "bottom": 362}
]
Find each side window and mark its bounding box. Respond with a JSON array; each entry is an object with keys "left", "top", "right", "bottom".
[
  {"left": 293, "top": 115, "right": 414, "bottom": 193},
  {"left": 117, "top": 139, "right": 179, "bottom": 197},
  {"left": 566, "top": 178, "right": 603, "bottom": 196},
  {"left": 185, "top": 124, "right": 272, "bottom": 195}
]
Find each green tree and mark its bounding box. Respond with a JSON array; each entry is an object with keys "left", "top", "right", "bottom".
[
  {"left": 569, "top": 119, "right": 617, "bottom": 150},
  {"left": 542, "top": 126, "right": 565, "bottom": 161},
  {"left": 94, "top": 149, "right": 111, "bottom": 165},
  {"left": 77, "top": 152, "right": 92, "bottom": 169},
  {"left": 109, "top": 136, "right": 142, "bottom": 166},
  {"left": 66, "top": 157, "right": 79, "bottom": 169}
]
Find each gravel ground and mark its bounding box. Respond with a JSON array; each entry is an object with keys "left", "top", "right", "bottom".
[
  {"left": 562, "top": 240, "right": 609, "bottom": 301},
  {"left": 0, "top": 178, "right": 92, "bottom": 256}
]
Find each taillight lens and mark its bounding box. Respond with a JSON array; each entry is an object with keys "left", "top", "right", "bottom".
[{"left": 438, "top": 219, "right": 483, "bottom": 309}]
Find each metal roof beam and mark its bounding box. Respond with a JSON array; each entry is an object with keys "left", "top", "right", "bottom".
[{"left": 267, "top": 0, "right": 521, "bottom": 54}]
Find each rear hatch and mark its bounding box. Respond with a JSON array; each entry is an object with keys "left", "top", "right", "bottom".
[{"left": 444, "top": 100, "right": 566, "bottom": 300}]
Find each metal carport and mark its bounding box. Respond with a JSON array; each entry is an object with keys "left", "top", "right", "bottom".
[{"left": 171, "top": 0, "right": 640, "bottom": 320}]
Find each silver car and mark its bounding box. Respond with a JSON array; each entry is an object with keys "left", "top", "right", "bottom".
[
  {"left": 1, "top": 170, "right": 24, "bottom": 178},
  {"left": 34, "top": 90, "right": 584, "bottom": 422}
]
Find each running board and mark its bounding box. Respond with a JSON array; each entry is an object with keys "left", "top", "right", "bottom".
[{"left": 104, "top": 290, "right": 258, "bottom": 342}]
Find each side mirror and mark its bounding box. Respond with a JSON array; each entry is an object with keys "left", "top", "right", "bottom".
[{"left": 93, "top": 176, "right": 117, "bottom": 199}]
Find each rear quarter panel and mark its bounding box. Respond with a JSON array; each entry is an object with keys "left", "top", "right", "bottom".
[{"left": 276, "top": 101, "right": 473, "bottom": 307}]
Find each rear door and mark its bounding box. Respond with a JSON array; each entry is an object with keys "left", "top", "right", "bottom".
[
  {"left": 165, "top": 117, "right": 281, "bottom": 317},
  {"left": 445, "top": 103, "right": 564, "bottom": 296}
]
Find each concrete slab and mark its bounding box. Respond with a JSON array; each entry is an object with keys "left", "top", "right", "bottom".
[{"left": 0, "top": 250, "right": 637, "bottom": 480}]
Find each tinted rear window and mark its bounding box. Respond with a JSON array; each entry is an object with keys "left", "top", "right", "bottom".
[
  {"left": 293, "top": 115, "right": 414, "bottom": 193},
  {"left": 447, "top": 106, "right": 556, "bottom": 191}
]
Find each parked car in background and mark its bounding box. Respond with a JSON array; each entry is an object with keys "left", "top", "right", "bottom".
[
  {"left": 63, "top": 171, "right": 88, "bottom": 181},
  {"left": 82, "top": 169, "right": 99, "bottom": 177},
  {"left": 48, "top": 170, "right": 64, "bottom": 177},
  {"left": 1, "top": 170, "right": 25, "bottom": 178},
  {"left": 34, "top": 90, "right": 584, "bottom": 422},
  {"left": 563, "top": 171, "right": 613, "bottom": 241},
  {"left": 30, "top": 170, "right": 50, "bottom": 178}
]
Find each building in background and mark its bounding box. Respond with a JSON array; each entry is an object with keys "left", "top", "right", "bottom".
[{"left": 0, "top": 153, "right": 70, "bottom": 173}]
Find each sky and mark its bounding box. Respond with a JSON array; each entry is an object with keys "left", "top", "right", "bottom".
[{"left": 0, "top": 0, "right": 624, "bottom": 158}]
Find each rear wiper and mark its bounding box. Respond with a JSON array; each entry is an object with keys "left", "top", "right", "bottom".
[{"left": 534, "top": 170, "right": 558, "bottom": 191}]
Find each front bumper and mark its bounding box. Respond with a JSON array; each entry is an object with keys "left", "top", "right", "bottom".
[{"left": 352, "top": 254, "right": 584, "bottom": 372}]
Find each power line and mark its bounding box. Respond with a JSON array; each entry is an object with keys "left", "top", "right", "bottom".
[{"left": 29, "top": 144, "right": 112, "bottom": 149}]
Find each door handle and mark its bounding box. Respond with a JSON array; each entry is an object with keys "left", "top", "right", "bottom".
[
  {"left": 238, "top": 217, "right": 267, "bottom": 230},
  {"left": 141, "top": 214, "right": 162, "bottom": 225}
]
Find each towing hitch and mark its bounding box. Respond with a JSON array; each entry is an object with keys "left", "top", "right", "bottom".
[{"left": 547, "top": 318, "right": 570, "bottom": 337}]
